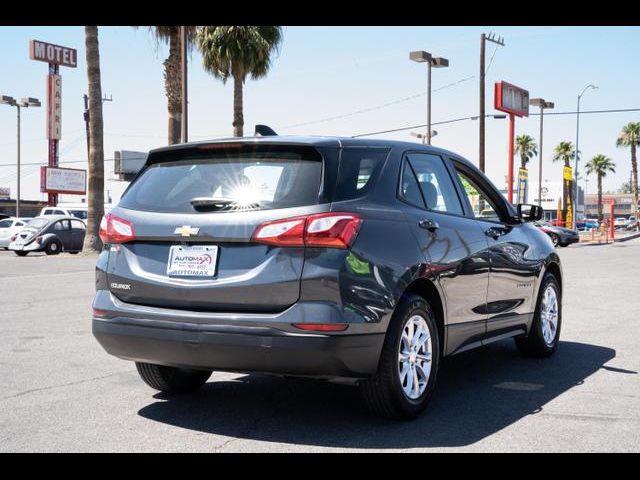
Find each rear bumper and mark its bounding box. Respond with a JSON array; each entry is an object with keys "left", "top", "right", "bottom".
[{"left": 92, "top": 291, "right": 385, "bottom": 379}]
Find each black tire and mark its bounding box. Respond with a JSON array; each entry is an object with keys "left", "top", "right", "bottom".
[
  {"left": 548, "top": 233, "right": 559, "bottom": 247},
  {"left": 45, "top": 240, "right": 62, "bottom": 255},
  {"left": 515, "top": 272, "right": 561, "bottom": 358},
  {"left": 135, "top": 362, "right": 212, "bottom": 393},
  {"left": 359, "top": 294, "right": 440, "bottom": 420},
  {"left": 14, "top": 251, "right": 28, "bottom": 257}
]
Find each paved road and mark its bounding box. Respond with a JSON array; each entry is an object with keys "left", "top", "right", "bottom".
[{"left": 0, "top": 244, "right": 638, "bottom": 452}]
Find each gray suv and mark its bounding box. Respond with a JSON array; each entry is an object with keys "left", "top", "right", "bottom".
[{"left": 93, "top": 136, "right": 562, "bottom": 419}]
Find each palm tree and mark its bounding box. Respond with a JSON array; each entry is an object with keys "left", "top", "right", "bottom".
[
  {"left": 616, "top": 121, "right": 640, "bottom": 206},
  {"left": 552, "top": 141, "right": 576, "bottom": 168},
  {"left": 135, "top": 26, "right": 197, "bottom": 145},
  {"left": 514, "top": 134, "right": 537, "bottom": 170},
  {"left": 196, "top": 26, "right": 283, "bottom": 137},
  {"left": 83, "top": 26, "right": 105, "bottom": 253},
  {"left": 585, "top": 154, "right": 616, "bottom": 221}
]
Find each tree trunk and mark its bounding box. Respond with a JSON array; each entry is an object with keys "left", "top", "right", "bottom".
[
  {"left": 82, "top": 26, "right": 105, "bottom": 254},
  {"left": 232, "top": 71, "right": 244, "bottom": 137},
  {"left": 597, "top": 174, "right": 603, "bottom": 222},
  {"left": 631, "top": 143, "right": 638, "bottom": 207},
  {"left": 164, "top": 29, "right": 182, "bottom": 145},
  {"left": 521, "top": 154, "right": 527, "bottom": 170}
]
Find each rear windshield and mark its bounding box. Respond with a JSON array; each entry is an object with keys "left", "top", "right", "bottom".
[
  {"left": 68, "top": 210, "right": 88, "bottom": 219},
  {"left": 119, "top": 147, "right": 324, "bottom": 213}
]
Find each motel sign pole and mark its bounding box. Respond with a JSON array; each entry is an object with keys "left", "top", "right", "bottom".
[{"left": 29, "top": 39, "right": 77, "bottom": 206}]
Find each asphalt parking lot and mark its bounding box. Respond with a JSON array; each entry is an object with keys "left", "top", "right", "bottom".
[{"left": 0, "top": 242, "right": 638, "bottom": 452}]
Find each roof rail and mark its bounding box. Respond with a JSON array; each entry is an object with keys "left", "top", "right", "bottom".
[{"left": 254, "top": 125, "right": 278, "bottom": 136}]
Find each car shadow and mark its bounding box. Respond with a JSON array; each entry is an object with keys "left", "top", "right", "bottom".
[{"left": 137, "top": 340, "right": 616, "bottom": 449}]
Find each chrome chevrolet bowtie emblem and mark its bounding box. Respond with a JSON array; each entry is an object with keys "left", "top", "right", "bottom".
[{"left": 174, "top": 226, "right": 200, "bottom": 237}]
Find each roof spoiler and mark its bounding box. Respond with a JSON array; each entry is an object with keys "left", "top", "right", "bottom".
[{"left": 254, "top": 124, "right": 278, "bottom": 137}]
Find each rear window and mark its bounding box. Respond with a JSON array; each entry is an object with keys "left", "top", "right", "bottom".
[
  {"left": 26, "top": 218, "right": 48, "bottom": 229},
  {"left": 69, "top": 210, "right": 87, "bottom": 219},
  {"left": 333, "top": 148, "right": 389, "bottom": 201},
  {"left": 119, "top": 147, "right": 324, "bottom": 213}
]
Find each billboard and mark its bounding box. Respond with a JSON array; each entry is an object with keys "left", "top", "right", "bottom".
[
  {"left": 494, "top": 81, "right": 529, "bottom": 117},
  {"left": 0, "top": 187, "right": 9, "bottom": 200},
  {"left": 29, "top": 40, "right": 78, "bottom": 68},
  {"left": 40, "top": 167, "right": 86, "bottom": 195}
]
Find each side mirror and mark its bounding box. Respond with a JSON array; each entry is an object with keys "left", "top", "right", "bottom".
[{"left": 517, "top": 203, "right": 543, "bottom": 222}]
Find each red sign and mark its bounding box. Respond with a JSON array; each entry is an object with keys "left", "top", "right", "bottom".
[
  {"left": 495, "top": 81, "right": 529, "bottom": 117},
  {"left": 29, "top": 40, "right": 77, "bottom": 68}
]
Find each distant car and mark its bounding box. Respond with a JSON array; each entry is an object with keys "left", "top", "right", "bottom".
[
  {"left": 0, "top": 217, "right": 28, "bottom": 249},
  {"left": 534, "top": 220, "right": 579, "bottom": 247},
  {"left": 625, "top": 215, "right": 638, "bottom": 231},
  {"left": 614, "top": 217, "right": 628, "bottom": 229},
  {"left": 40, "top": 206, "right": 88, "bottom": 220},
  {"left": 8, "top": 215, "right": 86, "bottom": 256}
]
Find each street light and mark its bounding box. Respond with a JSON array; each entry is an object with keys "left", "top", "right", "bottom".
[
  {"left": 575, "top": 84, "right": 598, "bottom": 224},
  {"left": 530, "top": 98, "right": 555, "bottom": 207},
  {"left": 0, "top": 95, "right": 41, "bottom": 217},
  {"left": 410, "top": 51, "right": 449, "bottom": 145},
  {"left": 410, "top": 130, "right": 437, "bottom": 142}
]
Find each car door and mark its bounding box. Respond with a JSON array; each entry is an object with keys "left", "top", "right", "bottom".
[
  {"left": 451, "top": 160, "right": 540, "bottom": 340},
  {"left": 52, "top": 220, "right": 73, "bottom": 249},
  {"left": 398, "top": 152, "right": 491, "bottom": 355},
  {"left": 70, "top": 220, "right": 86, "bottom": 250}
]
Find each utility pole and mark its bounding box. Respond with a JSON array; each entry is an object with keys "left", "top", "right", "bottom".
[
  {"left": 83, "top": 93, "right": 112, "bottom": 161},
  {"left": 479, "top": 32, "right": 504, "bottom": 172},
  {"left": 181, "top": 26, "right": 188, "bottom": 143}
]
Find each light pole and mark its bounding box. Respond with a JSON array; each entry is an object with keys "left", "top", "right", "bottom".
[
  {"left": 410, "top": 51, "right": 449, "bottom": 145},
  {"left": 0, "top": 95, "right": 41, "bottom": 218},
  {"left": 181, "top": 26, "right": 188, "bottom": 143},
  {"left": 575, "top": 84, "right": 598, "bottom": 222},
  {"left": 529, "top": 98, "right": 554, "bottom": 207}
]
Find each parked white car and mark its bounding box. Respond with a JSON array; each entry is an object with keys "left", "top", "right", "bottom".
[
  {"left": 614, "top": 217, "right": 628, "bottom": 229},
  {"left": 0, "top": 217, "right": 29, "bottom": 249},
  {"left": 40, "top": 206, "right": 88, "bottom": 220}
]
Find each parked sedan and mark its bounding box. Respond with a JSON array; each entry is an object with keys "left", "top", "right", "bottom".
[
  {"left": 534, "top": 220, "right": 579, "bottom": 247},
  {"left": 8, "top": 216, "right": 86, "bottom": 256},
  {"left": 0, "top": 217, "right": 28, "bottom": 249}
]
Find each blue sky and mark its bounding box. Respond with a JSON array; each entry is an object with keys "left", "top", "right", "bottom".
[{"left": 1, "top": 25, "right": 639, "bottom": 202}]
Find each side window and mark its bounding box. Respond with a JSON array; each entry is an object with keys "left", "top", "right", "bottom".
[
  {"left": 54, "top": 220, "right": 70, "bottom": 231},
  {"left": 70, "top": 220, "right": 85, "bottom": 231},
  {"left": 54, "top": 210, "right": 65, "bottom": 215},
  {"left": 401, "top": 153, "right": 464, "bottom": 215},
  {"left": 399, "top": 158, "right": 425, "bottom": 208},
  {"left": 334, "top": 148, "right": 389, "bottom": 201},
  {"left": 456, "top": 170, "right": 501, "bottom": 222}
]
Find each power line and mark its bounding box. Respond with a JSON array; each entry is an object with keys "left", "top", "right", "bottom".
[
  {"left": 278, "top": 75, "right": 475, "bottom": 130},
  {"left": 353, "top": 107, "right": 640, "bottom": 138}
]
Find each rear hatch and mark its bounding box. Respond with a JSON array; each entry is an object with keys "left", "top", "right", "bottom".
[{"left": 104, "top": 142, "right": 337, "bottom": 313}]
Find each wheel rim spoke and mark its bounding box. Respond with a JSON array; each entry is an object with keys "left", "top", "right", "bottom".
[{"left": 397, "top": 314, "right": 433, "bottom": 400}]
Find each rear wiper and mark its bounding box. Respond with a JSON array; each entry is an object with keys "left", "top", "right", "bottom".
[{"left": 190, "top": 197, "right": 259, "bottom": 211}]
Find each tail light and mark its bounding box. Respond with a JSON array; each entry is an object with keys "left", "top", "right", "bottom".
[
  {"left": 10, "top": 235, "right": 16, "bottom": 242},
  {"left": 99, "top": 213, "right": 135, "bottom": 244},
  {"left": 251, "top": 212, "right": 362, "bottom": 249},
  {"left": 35, "top": 236, "right": 43, "bottom": 245}
]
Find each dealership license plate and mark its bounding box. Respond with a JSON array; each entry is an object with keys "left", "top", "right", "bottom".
[{"left": 166, "top": 245, "right": 218, "bottom": 277}]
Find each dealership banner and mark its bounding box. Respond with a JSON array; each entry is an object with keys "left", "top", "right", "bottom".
[
  {"left": 516, "top": 168, "right": 528, "bottom": 204},
  {"left": 40, "top": 166, "right": 86, "bottom": 195},
  {"left": 563, "top": 166, "right": 574, "bottom": 228}
]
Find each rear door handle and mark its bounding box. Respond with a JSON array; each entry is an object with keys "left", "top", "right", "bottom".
[{"left": 418, "top": 219, "right": 439, "bottom": 232}]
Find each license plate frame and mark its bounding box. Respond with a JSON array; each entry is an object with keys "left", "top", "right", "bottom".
[{"left": 166, "top": 245, "right": 219, "bottom": 278}]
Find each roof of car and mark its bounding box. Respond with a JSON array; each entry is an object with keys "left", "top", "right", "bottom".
[{"left": 147, "top": 135, "right": 475, "bottom": 167}]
